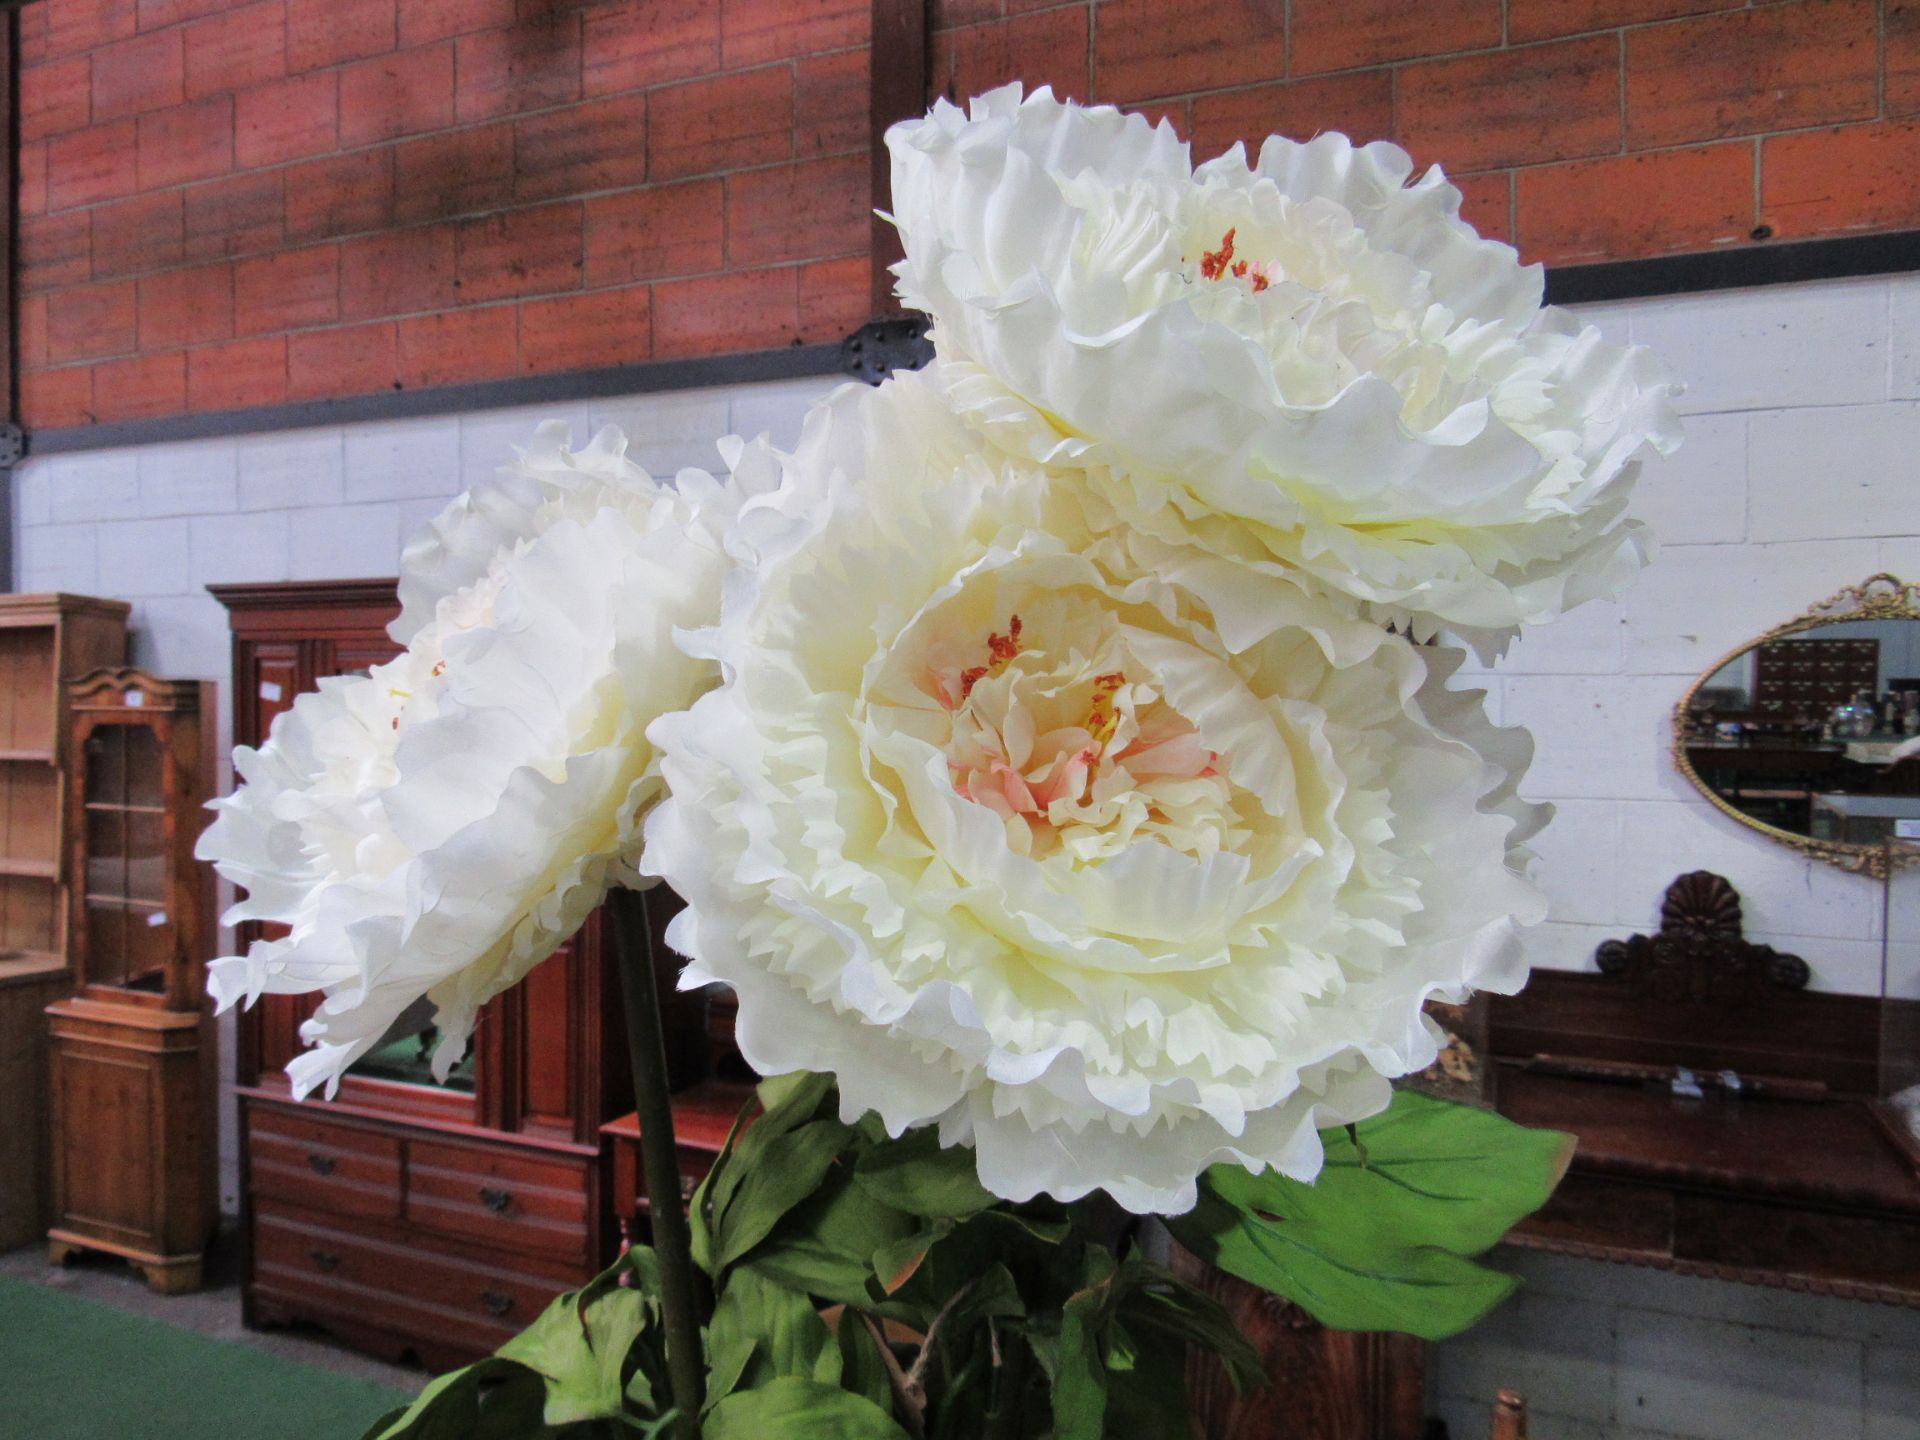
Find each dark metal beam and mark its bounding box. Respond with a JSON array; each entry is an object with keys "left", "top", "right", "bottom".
[
  {"left": 27, "top": 342, "right": 847, "bottom": 456},
  {"left": 1545, "top": 231, "right": 1920, "bottom": 307}
]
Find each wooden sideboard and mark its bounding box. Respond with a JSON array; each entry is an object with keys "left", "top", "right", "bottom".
[
  {"left": 1491, "top": 872, "right": 1920, "bottom": 1306},
  {"left": 212, "top": 580, "right": 635, "bottom": 1368}
]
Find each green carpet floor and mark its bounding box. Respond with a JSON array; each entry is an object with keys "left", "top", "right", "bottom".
[{"left": 0, "top": 1275, "right": 410, "bottom": 1439}]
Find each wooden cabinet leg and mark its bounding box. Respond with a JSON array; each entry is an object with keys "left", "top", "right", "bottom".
[
  {"left": 141, "top": 1259, "right": 203, "bottom": 1295},
  {"left": 47, "top": 1238, "right": 78, "bottom": 1267}
]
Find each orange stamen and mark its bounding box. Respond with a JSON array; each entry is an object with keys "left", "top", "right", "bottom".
[
  {"left": 959, "top": 615, "right": 1025, "bottom": 701},
  {"left": 1086, "top": 671, "right": 1126, "bottom": 739},
  {"left": 1200, "top": 228, "right": 1236, "bottom": 281}
]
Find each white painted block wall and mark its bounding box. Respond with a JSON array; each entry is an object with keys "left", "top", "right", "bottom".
[
  {"left": 10, "top": 371, "right": 845, "bottom": 1227},
  {"left": 13, "top": 275, "right": 1920, "bottom": 1438}
]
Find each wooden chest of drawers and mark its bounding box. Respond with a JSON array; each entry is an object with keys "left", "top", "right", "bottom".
[{"left": 242, "top": 1096, "right": 610, "bottom": 1371}]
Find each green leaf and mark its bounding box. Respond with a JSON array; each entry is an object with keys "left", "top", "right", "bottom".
[
  {"left": 715, "top": 1118, "right": 857, "bottom": 1271},
  {"left": 1316, "top": 1090, "right": 1574, "bottom": 1253},
  {"left": 1166, "top": 1090, "right": 1574, "bottom": 1340},
  {"left": 834, "top": 1309, "right": 897, "bottom": 1414},
  {"left": 358, "top": 1359, "right": 541, "bottom": 1440},
  {"left": 711, "top": 1072, "right": 836, "bottom": 1219},
  {"left": 703, "top": 1377, "right": 912, "bottom": 1440},
  {"left": 736, "top": 1164, "right": 922, "bottom": 1307},
  {"left": 496, "top": 1274, "right": 658, "bottom": 1425},
  {"left": 704, "top": 1268, "right": 842, "bottom": 1411},
  {"left": 852, "top": 1127, "right": 997, "bottom": 1219},
  {"left": 1112, "top": 1261, "right": 1261, "bottom": 1396},
  {"left": 1049, "top": 1247, "right": 1118, "bottom": 1440}
]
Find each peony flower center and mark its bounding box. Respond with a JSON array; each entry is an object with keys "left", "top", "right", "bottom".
[
  {"left": 918, "top": 612, "right": 1239, "bottom": 863},
  {"left": 1196, "top": 227, "right": 1272, "bottom": 293}
]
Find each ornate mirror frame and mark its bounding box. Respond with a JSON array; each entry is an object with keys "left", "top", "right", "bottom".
[{"left": 1673, "top": 573, "right": 1920, "bottom": 880}]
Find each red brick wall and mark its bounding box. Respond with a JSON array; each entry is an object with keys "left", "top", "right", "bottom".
[
  {"left": 21, "top": 0, "right": 1920, "bottom": 429},
  {"left": 18, "top": 0, "right": 874, "bottom": 428},
  {"left": 934, "top": 0, "right": 1920, "bottom": 271}
]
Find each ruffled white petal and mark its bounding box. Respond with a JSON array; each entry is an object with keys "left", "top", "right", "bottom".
[
  {"left": 197, "top": 428, "right": 753, "bottom": 1098},
  {"left": 642, "top": 367, "right": 1547, "bottom": 1214},
  {"left": 886, "top": 85, "right": 1681, "bottom": 654}
]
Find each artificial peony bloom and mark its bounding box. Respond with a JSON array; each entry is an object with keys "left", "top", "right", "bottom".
[
  {"left": 886, "top": 85, "right": 1681, "bottom": 654},
  {"left": 643, "top": 369, "right": 1548, "bottom": 1214},
  {"left": 197, "top": 424, "right": 772, "bottom": 1098}
]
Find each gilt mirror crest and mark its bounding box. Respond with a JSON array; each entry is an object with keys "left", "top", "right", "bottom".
[{"left": 1674, "top": 574, "right": 1920, "bottom": 880}]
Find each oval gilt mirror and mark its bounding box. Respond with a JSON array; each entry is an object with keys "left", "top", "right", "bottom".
[{"left": 1674, "top": 575, "right": 1920, "bottom": 879}]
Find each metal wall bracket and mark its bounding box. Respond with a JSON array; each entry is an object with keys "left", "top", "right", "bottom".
[
  {"left": 0, "top": 423, "right": 24, "bottom": 467},
  {"left": 840, "top": 316, "right": 934, "bottom": 385}
]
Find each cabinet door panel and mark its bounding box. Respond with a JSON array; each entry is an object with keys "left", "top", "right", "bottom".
[{"left": 55, "top": 1048, "right": 155, "bottom": 1239}]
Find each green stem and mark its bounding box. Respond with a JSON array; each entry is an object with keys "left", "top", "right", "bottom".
[{"left": 608, "top": 887, "right": 706, "bottom": 1439}]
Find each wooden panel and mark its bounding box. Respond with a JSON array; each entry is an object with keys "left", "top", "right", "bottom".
[
  {"left": 1515, "top": 1171, "right": 1675, "bottom": 1258},
  {"left": 1672, "top": 1192, "right": 1920, "bottom": 1295},
  {"left": 406, "top": 1136, "right": 589, "bottom": 1262},
  {"left": 239, "top": 642, "right": 302, "bottom": 748},
  {"left": 1492, "top": 967, "right": 1883, "bottom": 1093},
  {"left": 253, "top": 1201, "right": 572, "bottom": 1355},
  {"left": 0, "top": 957, "right": 71, "bottom": 1247},
  {"left": 0, "top": 628, "right": 57, "bottom": 755},
  {"left": 1170, "top": 1243, "right": 1427, "bottom": 1440},
  {"left": 53, "top": 1045, "right": 155, "bottom": 1239},
  {"left": 1499, "top": 1067, "right": 1920, "bottom": 1213},
  {"left": 249, "top": 1109, "right": 402, "bottom": 1220},
  {"left": 518, "top": 945, "right": 576, "bottom": 1130},
  {"left": 0, "top": 874, "right": 58, "bottom": 955},
  {"left": 329, "top": 637, "right": 403, "bottom": 676},
  {"left": 0, "top": 764, "right": 58, "bottom": 873}
]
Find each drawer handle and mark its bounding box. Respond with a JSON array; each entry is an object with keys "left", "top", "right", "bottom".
[
  {"left": 306, "top": 1153, "right": 336, "bottom": 1176},
  {"left": 478, "top": 1186, "right": 513, "bottom": 1215},
  {"left": 309, "top": 1249, "right": 340, "bottom": 1273},
  {"left": 481, "top": 1289, "right": 515, "bottom": 1317}
]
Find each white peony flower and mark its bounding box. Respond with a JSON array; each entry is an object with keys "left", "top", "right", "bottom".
[
  {"left": 197, "top": 423, "right": 773, "bottom": 1098},
  {"left": 643, "top": 368, "right": 1548, "bottom": 1214},
  {"left": 886, "top": 85, "right": 1681, "bottom": 654}
]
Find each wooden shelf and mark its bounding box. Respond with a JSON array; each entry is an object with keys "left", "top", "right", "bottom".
[
  {"left": 0, "top": 858, "right": 57, "bottom": 881},
  {"left": 0, "top": 748, "right": 55, "bottom": 763}
]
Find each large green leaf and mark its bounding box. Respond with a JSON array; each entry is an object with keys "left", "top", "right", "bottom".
[
  {"left": 1166, "top": 1090, "right": 1574, "bottom": 1340},
  {"left": 497, "top": 1283, "right": 656, "bottom": 1426},
  {"left": 714, "top": 1117, "right": 856, "bottom": 1271},
  {"left": 703, "top": 1377, "right": 912, "bottom": 1440},
  {"left": 359, "top": 1359, "right": 548, "bottom": 1440},
  {"left": 852, "top": 1127, "right": 997, "bottom": 1219},
  {"left": 1315, "top": 1090, "right": 1575, "bottom": 1251},
  {"left": 736, "top": 1164, "right": 924, "bottom": 1308},
  {"left": 1046, "top": 1247, "right": 1118, "bottom": 1440},
  {"left": 704, "top": 1268, "right": 842, "bottom": 1411}
]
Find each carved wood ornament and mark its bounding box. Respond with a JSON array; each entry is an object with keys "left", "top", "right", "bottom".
[{"left": 1594, "top": 870, "right": 1811, "bottom": 1009}]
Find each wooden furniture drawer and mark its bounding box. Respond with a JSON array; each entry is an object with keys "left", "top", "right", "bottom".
[
  {"left": 249, "top": 1109, "right": 401, "bottom": 1220},
  {"left": 405, "top": 1137, "right": 588, "bottom": 1262},
  {"left": 253, "top": 1201, "right": 569, "bottom": 1352}
]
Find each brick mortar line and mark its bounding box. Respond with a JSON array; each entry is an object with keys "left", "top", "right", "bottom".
[
  {"left": 23, "top": 144, "right": 874, "bottom": 302},
  {"left": 31, "top": 16, "right": 873, "bottom": 78},
  {"left": 28, "top": 250, "right": 873, "bottom": 377},
  {"left": 31, "top": 47, "right": 871, "bottom": 216}
]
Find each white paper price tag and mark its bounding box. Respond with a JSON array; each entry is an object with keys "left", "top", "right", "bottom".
[
  {"left": 259, "top": 681, "right": 284, "bottom": 702},
  {"left": 145, "top": 911, "right": 169, "bottom": 928}
]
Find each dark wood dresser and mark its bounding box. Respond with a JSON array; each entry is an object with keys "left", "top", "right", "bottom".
[{"left": 211, "top": 580, "right": 633, "bottom": 1369}]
